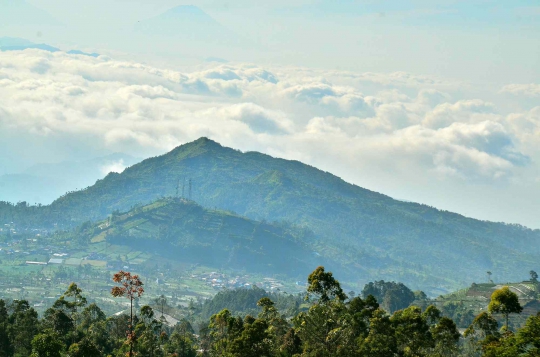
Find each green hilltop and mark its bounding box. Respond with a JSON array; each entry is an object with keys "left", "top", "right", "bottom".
[{"left": 1, "top": 137, "right": 539, "bottom": 293}]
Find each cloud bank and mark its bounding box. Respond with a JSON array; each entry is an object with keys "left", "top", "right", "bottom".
[{"left": 0, "top": 49, "right": 538, "bottom": 227}]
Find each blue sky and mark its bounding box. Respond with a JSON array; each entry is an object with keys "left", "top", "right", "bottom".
[{"left": 3, "top": 0, "right": 536, "bottom": 84}]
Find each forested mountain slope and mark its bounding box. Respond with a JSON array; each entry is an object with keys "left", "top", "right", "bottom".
[{"left": 2, "top": 137, "right": 539, "bottom": 292}]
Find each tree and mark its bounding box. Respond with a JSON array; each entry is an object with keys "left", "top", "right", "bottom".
[
  {"left": 463, "top": 311, "right": 500, "bottom": 357},
  {"left": 256, "top": 297, "right": 289, "bottom": 355},
  {"left": 46, "top": 282, "right": 87, "bottom": 346},
  {"left": 422, "top": 305, "right": 442, "bottom": 326},
  {"left": 42, "top": 308, "right": 74, "bottom": 338},
  {"left": 280, "top": 328, "right": 302, "bottom": 356},
  {"left": 513, "top": 312, "right": 540, "bottom": 355},
  {"left": 136, "top": 306, "right": 163, "bottom": 357},
  {"left": 207, "top": 309, "right": 244, "bottom": 355},
  {"left": 58, "top": 283, "right": 87, "bottom": 313},
  {"left": 167, "top": 320, "right": 197, "bottom": 357},
  {"left": 30, "top": 331, "right": 64, "bottom": 357},
  {"left": 488, "top": 286, "right": 523, "bottom": 331},
  {"left": 306, "top": 266, "right": 347, "bottom": 303},
  {"left": 391, "top": 306, "right": 433, "bottom": 356},
  {"left": 67, "top": 338, "right": 101, "bottom": 357},
  {"left": 464, "top": 311, "right": 499, "bottom": 339},
  {"left": 297, "top": 269, "right": 355, "bottom": 355},
  {"left": 8, "top": 300, "right": 39, "bottom": 356},
  {"left": 229, "top": 319, "right": 271, "bottom": 357},
  {"left": 294, "top": 299, "right": 352, "bottom": 356},
  {"left": 111, "top": 270, "right": 145, "bottom": 357},
  {"left": 155, "top": 294, "right": 167, "bottom": 318},
  {"left": 430, "top": 317, "right": 460, "bottom": 357},
  {"left": 79, "top": 303, "right": 106, "bottom": 330},
  {"left": 166, "top": 332, "right": 197, "bottom": 357},
  {"left": 459, "top": 312, "right": 540, "bottom": 357},
  {"left": 0, "top": 300, "right": 13, "bottom": 357},
  {"left": 362, "top": 281, "right": 415, "bottom": 313},
  {"left": 359, "top": 309, "right": 397, "bottom": 357},
  {"left": 107, "top": 314, "right": 131, "bottom": 353}
]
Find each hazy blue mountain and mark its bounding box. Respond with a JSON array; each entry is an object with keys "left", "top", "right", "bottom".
[
  {"left": 67, "top": 49, "right": 100, "bottom": 57},
  {"left": 0, "top": 43, "right": 60, "bottom": 52},
  {"left": 0, "top": 0, "right": 61, "bottom": 27},
  {"left": 0, "top": 37, "right": 101, "bottom": 56},
  {"left": 0, "top": 153, "right": 139, "bottom": 204},
  {"left": 0, "top": 36, "right": 34, "bottom": 47},
  {"left": 134, "top": 5, "right": 245, "bottom": 48}
]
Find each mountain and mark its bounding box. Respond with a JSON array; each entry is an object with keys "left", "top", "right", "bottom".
[
  {"left": 0, "top": 153, "right": 139, "bottom": 204},
  {"left": 66, "top": 49, "right": 99, "bottom": 57},
  {"left": 0, "top": 37, "right": 102, "bottom": 56},
  {"left": 0, "top": 0, "right": 61, "bottom": 27},
  {"left": 0, "top": 37, "right": 33, "bottom": 47},
  {"left": 74, "top": 197, "right": 322, "bottom": 279},
  {"left": 0, "top": 36, "right": 60, "bottom": 52},
  {"left": 2, "top": 137, "right": 539, "bottom": 293},
  {"left": 134, "top": 5, "right": 244, "bottom": 48}
]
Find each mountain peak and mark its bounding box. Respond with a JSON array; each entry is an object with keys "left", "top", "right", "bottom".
[
  {"left": 152, "top": 4, "right": 216, "bottom": 22},
  {"left": 167, "top": 137, "right": 226, "bottom": 159},
  {"left": 186, "top": 137, "right": 223, "bottom": 149},
  {"left": 167, "top": 5, "right": 206, "bottom": 15},
  {"left": 135, "top": 4, "right": 235, "bottom": 44},
  {"left": 193, "top": 136, "right": 215, "bottom": 144}
]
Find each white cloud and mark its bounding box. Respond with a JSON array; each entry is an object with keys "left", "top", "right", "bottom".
[
  {"left": 0, "top": 49, "right": 538, "bottom": 227},
  {"left": 209, "top": 103, "right": 293, "bottom": 134},
  {"left": 100, "top": 159, "right": 127, "bottom": 175},
  {"left": 500, "top": 83, "right": 540, "bottom": 97},
  {"left": 423, "top": 100, "right": 497, "bottom": 129}
]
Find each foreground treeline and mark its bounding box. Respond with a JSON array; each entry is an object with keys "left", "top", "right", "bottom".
[{"left": 0, "top": 267, "right": 539, "bottom": 357}]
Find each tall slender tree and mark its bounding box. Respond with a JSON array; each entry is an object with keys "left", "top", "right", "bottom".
[{"left": 111, "top": 271, "right": 145, "bottom": 357}]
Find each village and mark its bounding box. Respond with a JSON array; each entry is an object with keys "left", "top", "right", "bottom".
[
  {"left": 0, "top": 220, "right": 302, "bottom": 317},
  {"left": 192, "top": 271, "right": 286, "bottom": 292}
]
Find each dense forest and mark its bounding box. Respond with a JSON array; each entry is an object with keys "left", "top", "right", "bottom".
[
  {"left": 0, "top": 266, "right": 538, "bottom": 357},
  {"left": 1, "top": 138, "right": 539, "bottom": 293}
]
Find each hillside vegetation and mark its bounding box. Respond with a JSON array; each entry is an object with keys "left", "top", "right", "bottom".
[{"left": 74, "top": 198, "right": 322, "bottom": 279}]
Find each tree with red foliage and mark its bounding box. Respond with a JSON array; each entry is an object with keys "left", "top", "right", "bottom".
[{"left": 111, "top": 271, "right": 145, "bottom": 357}]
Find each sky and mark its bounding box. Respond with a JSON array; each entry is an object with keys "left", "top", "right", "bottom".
[{"left": 0, "top": 0, "right": 539, "bottom": 228}]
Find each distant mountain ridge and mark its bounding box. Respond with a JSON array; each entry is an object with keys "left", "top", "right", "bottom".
[
  {"left": 2, "top": 137, "right": 539, "bottom": 293},
  {"left": 0, "top": 37, "right": 100, "bottom": 56}
]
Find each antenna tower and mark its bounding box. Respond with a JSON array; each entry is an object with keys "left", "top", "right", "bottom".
[{"left": 182, "top": 178, "right": 185, "bottom": 198}]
